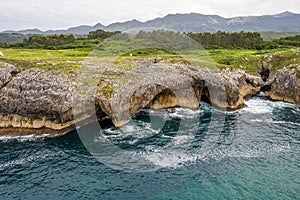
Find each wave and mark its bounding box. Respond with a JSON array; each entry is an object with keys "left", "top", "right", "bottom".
[
  {"left": 1, "top": 98, "right": 297, "bottom": 171},
  {"left": 240, "top": 98, "right": 299, "bottom": 114},
  {"left": 91, "top": 98, "right": 298, "bottom": 170},
  {"left": 0, "top": 152, "right": 56, "bottom": 169},
  {"left": 143, "top": 150, "right": 198, "bottom": 168},
  {"left": 0, "top": 133, "right": 63, "bottom": 142},
  {"left": 250, "top": 118, "right": 300, "bottom": 126}
]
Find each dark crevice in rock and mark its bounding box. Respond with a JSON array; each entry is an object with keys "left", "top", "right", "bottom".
[
  {"left": 11, "top": 71, "right": 20, "bottom": 77},
  {"left": 99, "top": 116, "right": 114, "bottom": 129},
  {"left": 245, "top": 79, "right": 252, "bottom": 85},
  {"left": 259, "top": 65, "right": 270, "bottom": 82},
  {"left": 0, "top": 78, "right": 12, "bottom": 90},
  {"left": 200, "top": 86, "right": 211, "bottom": 105},
  {"left": 91, "top": 101, "right": 114, "bottom": 129},
  {"left": 261, "top": 85, "right": 271, "bottom": 92},
  {"left": 0, "top": 70, "right": 20, "bottom": 90}
]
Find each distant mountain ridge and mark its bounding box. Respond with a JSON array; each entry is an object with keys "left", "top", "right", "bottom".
[{"left": 2, "top": 11, "right": 300, "bottom": 35}]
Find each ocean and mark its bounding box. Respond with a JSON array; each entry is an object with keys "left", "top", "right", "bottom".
[{"left": 0, "top": 97, "right": 299, "bottom": 199}]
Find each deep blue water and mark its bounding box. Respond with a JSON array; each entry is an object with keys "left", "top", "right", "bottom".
[{"left": 0, "top": 97, "right": 299, "bottom": 199}]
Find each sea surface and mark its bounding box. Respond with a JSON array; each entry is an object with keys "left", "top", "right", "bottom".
[{"left": 0, "top": 97, "right": 299, "bottom": 199}]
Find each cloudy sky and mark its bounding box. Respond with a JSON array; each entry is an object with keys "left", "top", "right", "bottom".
[{"left": 0, "top": 0, "right": 299, "bottom": 31}]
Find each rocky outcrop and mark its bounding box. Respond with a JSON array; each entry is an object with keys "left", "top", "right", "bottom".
[
  {"left": 0, "top": 61, "right": 19, "bottom": 88},
  {"left": 0, "top": 60, "right": 299, "bottom": 136},
  {"left": 266, "top": 68, "right": 300, "bottom": 107},
  {"left": 0, "top": 67, "right": 78, "bottom": 136},
  {"left": 95, "top": 64, "right": 251, "bottom": 127},
  {"left": 235, "top": 71, "right": 265, "bottom": 98}
]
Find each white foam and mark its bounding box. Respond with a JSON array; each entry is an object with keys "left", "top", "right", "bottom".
[
  {"left": 272, "top": 121, "right": 300, "bottom": 126},
  {"left": 169, "top": 108, "right": 202, "bottom": 119},
  {"left": 143, "top": 150, "right": 198, "bottom": 168},
  {"left": 98, "top": 122, "right": 162, "bottom": 146},
  {"left": 171, "top": 135, "right": 195, "bottom": 146},
  {"left": 95, "top": 98, "right": 298, "bottom": 170},
  {"left": 0, "top": 134, "right": 61, "bottom": 142},
  {"left": 250, "top": 118, "right": 299, "bottom": 126},
  {"left": 0, "top": 153, "right": 54, "bottom": 169},
  {"left": 242, "top": 99, "right": 273, "bottom": 114},
  {"left": 250, "top": 119, "right": 263, "bottom": 123}
]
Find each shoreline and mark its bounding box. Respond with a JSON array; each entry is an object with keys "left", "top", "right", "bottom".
[
  {"left": 0, "top": 60, "right": 299, "bottom": 136},
  {"left": 0, "top": 95, "right": 298, "bottom": 139}
]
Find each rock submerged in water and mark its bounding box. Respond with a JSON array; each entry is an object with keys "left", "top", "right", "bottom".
[{"left": 0, "top": 61, "right": 299, "bottom": 136}]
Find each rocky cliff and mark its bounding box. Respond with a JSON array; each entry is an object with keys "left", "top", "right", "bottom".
[
  {"left": 0, "top": 62, "right": 75, "bottom": 136},
  {"left": 265, "top": 68, "right": 300, "bottom": 107},
  {"left": 0, "top": 61, "right": 299, "bottom": 136}
]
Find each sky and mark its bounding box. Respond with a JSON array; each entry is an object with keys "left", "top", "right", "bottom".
[{"left": 0, "top": 0, "right": 300, "bottom": 31}]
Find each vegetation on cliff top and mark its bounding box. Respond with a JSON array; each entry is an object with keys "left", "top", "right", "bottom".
[
  {"left": 0, "top": 29, "right": 299, "bottom": 79},
  {"left": 1, "top": 46, "right": 299, "bottom": 75}
]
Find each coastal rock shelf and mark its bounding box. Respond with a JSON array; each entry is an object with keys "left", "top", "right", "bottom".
[{"left": 0, "top": 61, "right": 299, "bottom": 136}]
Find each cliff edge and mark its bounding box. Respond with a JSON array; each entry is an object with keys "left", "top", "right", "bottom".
[{"left": 0, "top": 60, "right": 299, "bottom": 136}]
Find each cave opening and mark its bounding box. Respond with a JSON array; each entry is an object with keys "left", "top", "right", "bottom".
[{"left": 201, "top": 86, "right": 212, "bottom": 105}]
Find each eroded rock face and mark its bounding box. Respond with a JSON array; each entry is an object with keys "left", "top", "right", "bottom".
[
  {"left": 234, "top": 70, "right": 265, "bottom": 98},
  {"left": 0, "top": 66, "right": 76, "bottom": 136},
  {"left": 0, "top": 61, "right": 298, "bottom": 136},
  {"left": 266, "top": 69, "right": 300, "bottom": 107},
  {"left": 95, "top": 64, "right": 204, "bottom": 127},
  {"left": 0, "top": 62, "right": 258, "bottom": 135},
  {"left": 94, "top": 64, "right": 255, "bottom": 127},
  {"left": 0, "top": 70, "right": 72, "bottom": 120},
  {"left": 0, "top": 61, "right": 19, "bottom": 88}
]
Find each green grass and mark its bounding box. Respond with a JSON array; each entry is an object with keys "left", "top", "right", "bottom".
[
  {"left": 1, "top": 46, "right": 299, "bottom": 99},
  {"left": 208, "top": 49, "right": 263, "bottom": 73},
  {"left": 208, "top": 48, "right": 300, "bottom": 75},
  {"left": 0, "top": 48, "right": 90, "bottom": 62},
  {"left": 0, "top": 48, "right": 91, "bottom": 76},
  {"left": 1, "top": 46, "right": 299, "bottom": 77}
]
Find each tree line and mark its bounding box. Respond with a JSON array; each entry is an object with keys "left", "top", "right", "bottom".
[
  {"left": 187, "top": 31, "right": 264, "bottom": 49},
  {"left": 135, "top": 30, "right": 200, "bottom": 51},
  {"left": 276, "top": 35, "right": 300, "bottom": 47},
  {"left": 1, "top": 29, "right": 300, "bottom": 50},
  {"left": 87, "top": 29, "right": 121, "bottom": 39},
  {"left": 23, "top": 34, "right": 76, "bottom": 49}
]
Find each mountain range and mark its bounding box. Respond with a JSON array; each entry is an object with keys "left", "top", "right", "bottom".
[{"left": 2, "top": 11, "right": 300, "bottom": 35}]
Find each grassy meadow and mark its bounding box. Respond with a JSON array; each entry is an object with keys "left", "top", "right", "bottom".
[{"left": 1, "top": 46, "right": 299, "bottom": 76}]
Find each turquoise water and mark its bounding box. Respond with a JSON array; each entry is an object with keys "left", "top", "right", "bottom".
[{"left": 0, "top": 97, "right": 299, "bottom": 199}]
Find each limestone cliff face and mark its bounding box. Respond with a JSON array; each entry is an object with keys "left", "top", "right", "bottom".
[
  {"left": 96, "top": 65, "right": 203, "bottom": 127},
  {"left": 95, "top": 64, "right": 250, "bottom": 128},
  {"left": 0, "top": 65, "right": 76, "bottom": 136},
  {"left": 266, "top": 68, "right": 300, "bottom": 107},
  {"left": 0, "top": 61, "right": 298, "bottom": 136}
]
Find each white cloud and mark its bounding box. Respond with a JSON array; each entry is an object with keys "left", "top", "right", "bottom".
[{"left": 0, "top": 0, "right": 299, "bottom": 31}]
